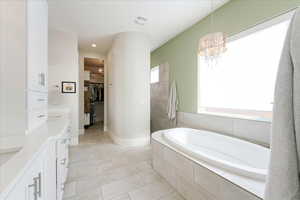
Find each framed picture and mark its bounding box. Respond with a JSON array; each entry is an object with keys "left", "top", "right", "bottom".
[{"left": 62, "top": 81, "right": 76, "bottom": 93}]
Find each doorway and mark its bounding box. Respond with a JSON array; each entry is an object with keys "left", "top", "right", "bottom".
[{"left": 83, "top": 58, "right": 105, "bottom": 130}]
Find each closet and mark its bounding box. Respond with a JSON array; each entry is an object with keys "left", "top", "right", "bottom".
[
  {"left": 84, "top": 82, "right": 104, "bottom": 127},
  {"left": 83, "top": 58, "right": 105, "bottom": 128}
]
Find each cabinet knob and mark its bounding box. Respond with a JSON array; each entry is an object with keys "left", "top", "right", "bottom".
[
  {"left": 38, "top": 73, "right": 46, "bottom": 86},
  {"left": 35, "top": 173, "right": 42, "bottom": 198},
  {"left": 61, "top": 138, "right": 68, "bottom": 144},
  {"left": 61, "top": 158, "right": 66, "bottom": 165},
  {"left": 28, "top": 181, "right": 38, "bottom": 200},
  {"left": 28, "top": 173, "right": 42, "bottom": 200},
  {"left": 37, "top": 114, "right": 46, "bottom": 118}
]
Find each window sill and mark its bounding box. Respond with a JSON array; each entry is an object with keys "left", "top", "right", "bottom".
[{"left": 197, "top": 111, "right": 272, "bottom": 123}]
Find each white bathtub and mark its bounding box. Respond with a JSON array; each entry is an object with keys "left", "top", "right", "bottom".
[{"left": 161, "top": 128, "right": 270, "bottom": 181}]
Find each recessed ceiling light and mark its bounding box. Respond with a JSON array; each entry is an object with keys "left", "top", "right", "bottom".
[
  {"left": 98, "top": 68, "right": 103, "bottom": 73},
  {"left": 134, "top": 16, "right": 147, "bottom": 26},
  {"left": 91, "top": 43, "right": 97, "bottom": 48}
]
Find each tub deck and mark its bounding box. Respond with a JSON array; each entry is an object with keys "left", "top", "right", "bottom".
[{"left": 152, "top": 130, "right": 265, "bottom": 199}]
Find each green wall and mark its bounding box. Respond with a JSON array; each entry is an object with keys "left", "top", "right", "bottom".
[{"left": 151, "top": 0, "right": 300, "bottom": 113}]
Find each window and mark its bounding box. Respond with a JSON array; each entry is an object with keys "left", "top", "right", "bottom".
[
  {"left": 198, "top": 13, "right": 293, "bottom": 120},
  {"left": 151, "top": 66, "right": 159, "bottom": 84}
]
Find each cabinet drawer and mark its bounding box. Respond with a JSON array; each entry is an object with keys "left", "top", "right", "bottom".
[
  {"left": 28, "top": 91, "right": 48, "bottom": 111},
  {"left": 28, "top": 109, "right": 47, "bottom": 131}
]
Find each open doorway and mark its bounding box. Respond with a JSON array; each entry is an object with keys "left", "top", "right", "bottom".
[{"left": 84, "top": 58, "right": 105, "bottom": 131}]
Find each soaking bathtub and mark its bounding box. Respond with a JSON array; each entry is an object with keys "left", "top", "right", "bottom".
[{"left": 159, "top": 128, "right": 270, "bottom": 181}]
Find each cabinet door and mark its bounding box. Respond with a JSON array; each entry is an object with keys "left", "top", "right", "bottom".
[
  {"left": 56, "top": 128, "right": 71, "bottom": 200},
  {"left": 27, "top": 0, "right": 48, "bottom": 93},
  {"left": 56, "top": 138, "right": 68, "bottom": 200},
  {"left": 4, "top": 176, "right": 28, "bottom": 200},
  {"left": 41, "top": 141, "right": 57, "bottom": 200},
  {"left": 4, "top": 141, "right": 57, "bottom": 200},
  {"left": 27, "top": 91, "right": 48, "bottom": 111},
  {"left": 5, "top": 157, "right": 43, "bottom": 200},
  {"left": 27, "top": 108, "right": 48, "bottom": 132},
  {"left": 28, "top": 160, "right": 44, "bottom": 200}
]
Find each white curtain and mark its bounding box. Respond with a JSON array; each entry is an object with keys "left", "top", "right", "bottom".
[{"left": 265, "top": 9, "right": 300, "bottom": 200}]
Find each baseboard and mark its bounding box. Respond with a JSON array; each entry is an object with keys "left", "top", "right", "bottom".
[
  {"left": 69, "top": 129, "right": 79, "bottom": 146},
  {"left": 104, "top": 125, "right": 108, "bottom": 132},
  {"left": 70, "top": 136, "right": 79, "bottom": 146},
  {"left": 109, "top": 133, "right": 150, "bottom": 146},
  {"left": 79, "top": 128, "right": 85, "bottom": 135}
]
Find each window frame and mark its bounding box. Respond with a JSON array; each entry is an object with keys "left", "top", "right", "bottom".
[{"left": 197, "top": 10, "right": 294, "bottom": 121}]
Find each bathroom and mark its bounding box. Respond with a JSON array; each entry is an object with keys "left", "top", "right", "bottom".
[{"left": 0, "top": 0, "right": 300, "bottom": 200}]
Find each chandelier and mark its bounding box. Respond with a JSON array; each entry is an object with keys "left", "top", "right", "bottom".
[
  {"left": 198, "top": 0, "right": 227, "bottom": 66},
  {"left": 198, "top": 32, "right": 227, "bottom": 65}
]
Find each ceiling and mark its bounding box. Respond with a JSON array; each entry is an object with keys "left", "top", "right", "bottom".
[
  {"left": 84, "top": 58, "right": 104, "bottom": 74},
  {"left": 84, "top": 57, "right": 104, "bottom": 68},
  {"left": 84, "top": 57, "right": 104, "bottom": 84},
  {"left": 48, "top": 0, "right": 230, "bottom": 54}
]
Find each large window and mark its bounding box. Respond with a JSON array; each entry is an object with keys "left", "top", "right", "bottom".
[{"left": 198, "top": 13, "right": 292, "bottom": 120}]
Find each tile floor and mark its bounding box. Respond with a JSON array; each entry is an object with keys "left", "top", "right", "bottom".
[{"left": 63, "top": 124, "right": 184, "bottom": 200}]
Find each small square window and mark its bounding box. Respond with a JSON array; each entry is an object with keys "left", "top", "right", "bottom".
[{"left": 150, "top": 66, "right": 159, "bottom": 84}]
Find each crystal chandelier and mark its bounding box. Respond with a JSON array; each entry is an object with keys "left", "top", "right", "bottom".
[
  {"left": 198, "top": 32, "right": 227, "bottom": 65},
  {"left": 198, "top": 0, "right": 227, "bottom": 67}
]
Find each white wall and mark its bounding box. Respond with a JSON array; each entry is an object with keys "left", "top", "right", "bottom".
[
  {"left": 0, "top": 1, "right": 27, "bottom": 149},
  {"left": 78, "top": 50, "right": 105, "bottom": 134},
  {"left": 107, "top": 32, "right": 150, "bottom": 146},
  {"left": 48, "top": 29, "right": 79, "bottom": 145}
]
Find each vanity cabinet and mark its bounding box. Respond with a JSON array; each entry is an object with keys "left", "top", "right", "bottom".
[
  {"left": 27, "top": 0, "right": 48, "bottom": 93},
  {"left": 41, "top": 140, "right": 57, "bottom": 200},
  {"left": 26, "top": 0, "right": 49, "bottom": 133},
  {"left": 5, "top": 150, "right": 44, "bottom": 200},
  {"left": 56, "top": 128, "right": 71, "bottom": 200},
  {"left": 3, "top": 127, "right": 70, "bottom": 200}
]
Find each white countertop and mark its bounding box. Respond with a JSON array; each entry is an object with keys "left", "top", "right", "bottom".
[
  {"left": 0, "top": 109, "right": 70, "bottom": 197},
  {"left": 0, "top": 149, "right": 20, "bottom": 168}
]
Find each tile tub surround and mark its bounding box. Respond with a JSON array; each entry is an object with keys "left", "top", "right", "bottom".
[
  {"left": 152, "top": 132, "right": 265, "bottom": 200},
  {"left": 177, "top": 112, "right": 271, "bottom": 147},
  {"left": 151, "top": 62, "right": 172, "bottom": 132},
  {"left": 63, "top": 128, "right": 184, "bottom": 200}
]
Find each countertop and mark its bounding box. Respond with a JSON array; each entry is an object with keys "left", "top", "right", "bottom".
[
  {"left": 0, "top": 108, "right": 70, "bottom": 198},
  {"left": 0, "top": 150, "right": 20, "bottom": 168}
]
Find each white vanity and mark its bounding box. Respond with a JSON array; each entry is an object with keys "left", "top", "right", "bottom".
[{"left": 0, "top": 111, "right": 71, "bottom": 200}]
